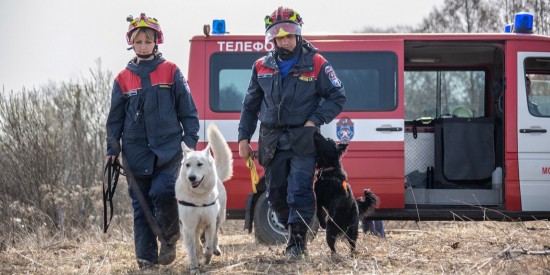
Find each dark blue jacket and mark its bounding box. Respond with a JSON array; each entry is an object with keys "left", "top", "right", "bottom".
[
  {"left": 106, "top": 56, "right": 199, "bottom": 176},
  {"left": 238, "top": 41, "right": 346, "bottom": 140},
  {"left": 238, "top": 41, "right": 346, "bottom": 165}
]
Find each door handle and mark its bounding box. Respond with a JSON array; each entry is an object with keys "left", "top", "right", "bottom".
[
  {"left": 519, "top": 128, "right": 547, "bottom": 133},
  {"left": 376, "top": 127, "right": 403, "bottom": 132}
]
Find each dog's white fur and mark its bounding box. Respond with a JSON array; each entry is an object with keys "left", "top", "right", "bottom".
[{"left": 176, "top": 123, "right": 233, "bottom": 272}]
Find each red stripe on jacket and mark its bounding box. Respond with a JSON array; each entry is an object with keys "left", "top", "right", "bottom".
[
  {"left": 150, "top": 61, "right": 177, "bottom": 85},
  {"left": 256, "top": 57, "right": 276, "bottom": 75},
  {"left": 115, "top": 69, "right": 141, "bottom": 94},
  {"left": 115, "top": 61, "right": 178, "bottom": 94},
  {"left": 255, "top": 54, "right": 326, "bottom": 78}
]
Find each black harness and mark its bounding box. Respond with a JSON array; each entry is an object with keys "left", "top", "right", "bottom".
[
  {"left": 178, "top": 198, "right": 218, "bottom": 207},
  {"left": 316, "top": 166, "right": 337, "bottom": 180},
  {"left": 103, "top": 159, "right": 125, "bottom": 233}
]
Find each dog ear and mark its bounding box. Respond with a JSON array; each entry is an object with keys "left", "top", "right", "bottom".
[
  {"left": 203, "top": 143, "right": 212, "bottom": 156},
  {"left": 182, "top": 142, "right": 193, "bottom": 154},
  {"left": 338, "top": 142, "right": 349, "bottom": 152}
]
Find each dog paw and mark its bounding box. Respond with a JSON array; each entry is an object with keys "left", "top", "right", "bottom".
[
  {"left": 200, "top": 253, "right": 212, "bottom": 266},
  {"left": 213, "top": 245, "right": 221, "bottom": 256},
  {"left": 190, "top": 267, "right": 200, "bottom": 275}
]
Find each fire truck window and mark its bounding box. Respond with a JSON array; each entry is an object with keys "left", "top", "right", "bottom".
[
  {"left": 210, "top": 52, "right": 263, "bottom": 112},
  {"left": 405, "top": 71, "right": 485, "bottom": 121},
  {"left": 219, "top": 69, "right": 250, "bottom": 110},
  {"left": 525, "top": 74, "right": 550, "bottom": 117},
  {"left": 323, "top": 52, "right": 398, "bottom": 111},
  {"left": 524, "top": 57, "right": 550, "bottom": 117},
  {"left": 210, "top": 51, "right": 398, "bottom": 112}
]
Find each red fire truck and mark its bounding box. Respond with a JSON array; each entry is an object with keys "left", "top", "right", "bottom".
[{"left": 186, "top": 14, "right": 550, "bottom": 244}]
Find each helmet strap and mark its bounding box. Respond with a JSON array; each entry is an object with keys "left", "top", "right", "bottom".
[
  {"left": 128, "top": 28, "right": 159, "bottom": 59},
  {"left": 136, "top": 53, "right": 154, "bottom": 59},
  {"left": 134, "top": 44, "right": 158, "bottom": 59}
]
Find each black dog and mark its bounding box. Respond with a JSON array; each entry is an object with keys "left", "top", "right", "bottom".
[{"left": 314, "top": 132, "right": 380, "bottom": 254}]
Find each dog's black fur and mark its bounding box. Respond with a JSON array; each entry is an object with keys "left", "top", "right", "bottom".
[{"left": 314, "top": 132, "right": 380, "bottom": 253}]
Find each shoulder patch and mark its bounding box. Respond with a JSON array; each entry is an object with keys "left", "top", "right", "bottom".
[
  {"left": 182, "top": 76, "right": 191, "bottom": 94},
  {"left": 325, "top": 65, "right": 342, "bottom": 88}
]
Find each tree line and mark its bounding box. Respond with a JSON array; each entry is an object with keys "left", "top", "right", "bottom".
[{"left": 360, "top": 0, "right": 549, "bottom": 35}]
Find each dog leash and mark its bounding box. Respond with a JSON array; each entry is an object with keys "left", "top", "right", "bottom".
[
  {"left": 103, "top": 158, "right": 125, "bottom": 233},
  {"left": 103, "top": 154, "right": 168, "bottom": 245},
  {"left": 246, "top": 156, "right": 259, "bottom": 193},
  {"left": 121, "top": 153, "right": 167, "bottom": 245}
]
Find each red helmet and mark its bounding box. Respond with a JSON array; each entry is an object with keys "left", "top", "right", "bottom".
[
  {"left": 264, "top": 7, "right": 303, "bottom": 43},
  {"left": 126, "top": 13, "right": 164, "bottom": 45}
]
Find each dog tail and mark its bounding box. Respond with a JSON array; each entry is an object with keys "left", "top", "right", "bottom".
[
  {"left": 207, "top": 122, "right": 233, "bottom": 181},
  {"left": 356, "top": 189, "right": 380, "bottom": 218}
]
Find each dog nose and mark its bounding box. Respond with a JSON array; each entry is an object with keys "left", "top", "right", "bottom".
[{"left": 188, "top": 175, "right": 196, "bottom": 182}]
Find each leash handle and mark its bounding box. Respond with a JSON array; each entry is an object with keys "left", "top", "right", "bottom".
[
  {"left": 246, "top": 156, "right": 259, "bottom": 193},
  {"left": 103, "top": 159, "right": 121, "bottom": 233}
]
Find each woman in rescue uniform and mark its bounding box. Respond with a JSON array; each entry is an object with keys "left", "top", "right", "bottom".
[
  {"left": 105, "top": 13, "right": 199, "bottom": 268},
  {"left": 238, "top": 7, "right": 346, "bottom": 259}
]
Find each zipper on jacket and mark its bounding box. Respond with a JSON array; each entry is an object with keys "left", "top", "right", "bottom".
[{"left": 134, "top": 93, "right": 145, "bottom": 124}]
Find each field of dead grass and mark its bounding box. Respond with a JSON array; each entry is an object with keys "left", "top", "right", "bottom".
[{"left": 0, "top": 218, "right": 549, "bottom": 274}]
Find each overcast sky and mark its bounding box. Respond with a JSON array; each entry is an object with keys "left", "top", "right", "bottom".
[{"left": 0, "top": 0, "right": 443, "bottom": 92}]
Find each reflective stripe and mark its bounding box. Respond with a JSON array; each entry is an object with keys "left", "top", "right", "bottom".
[{"left": 200, "top": 119, "right": 404, "bottom": 142}]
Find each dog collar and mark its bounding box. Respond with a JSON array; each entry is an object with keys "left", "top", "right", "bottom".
[
  {"left": 316, "top": 167, "right": 336, "bottom": 179},
  {"left": 178, "top": 198, "right": 217, "bottom": 207}
]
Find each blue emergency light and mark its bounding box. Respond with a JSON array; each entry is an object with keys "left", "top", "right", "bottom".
[
  {"left": 504, "top": 24, "right": 512, "bottom": 33},
  {"left": 212, "top": 19, "right": 226, "bottom": 35},
  {"left": 513, "top": 12, "right": 533, "bottom": 34}
]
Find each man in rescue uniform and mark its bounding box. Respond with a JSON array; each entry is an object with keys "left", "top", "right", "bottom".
[
  {"left": 105, "top": 13, "right": 199, "bottom": 268},
  {"left": 238, "top": 7, "right": 346, "bottom": 259}
]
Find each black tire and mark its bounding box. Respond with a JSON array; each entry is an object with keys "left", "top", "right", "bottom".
[{"left": 253, "top": 192, "right": 319, "bottom": 246}]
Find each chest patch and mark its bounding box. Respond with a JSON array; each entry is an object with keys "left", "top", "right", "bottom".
[{"left": 299, "top": 75, "right": 314, "bottom": 82}]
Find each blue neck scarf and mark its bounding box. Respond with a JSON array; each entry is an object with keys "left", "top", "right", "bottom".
[{"left": 276, "top": 54, "right": 299, "bottom": 82}]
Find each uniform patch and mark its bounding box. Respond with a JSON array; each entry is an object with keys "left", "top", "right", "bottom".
[
  {"left": 159, "top": 84, "right": 172, "bottom": 89},
  {"left": 127, "top": 90, "right": 138, "bottom": 97},
  {"left": 324, "top": 66, "right": 342, "bottom": 88},
  {"left": 337, "top": 117, "right": 354, "bottom": 142},
  {"left": 182, "top": 77, "right": 191, "bottom": 94},
  {"left": 299, "top": 75, "right": 314, "bottom": 82},
  {"left": 184, "top": 82, "right": 191, "bottom": 93}
]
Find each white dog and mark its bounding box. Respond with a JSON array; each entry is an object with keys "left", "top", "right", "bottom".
[{"left": 175, "top": 123, "right": 233, "bottom": 273}]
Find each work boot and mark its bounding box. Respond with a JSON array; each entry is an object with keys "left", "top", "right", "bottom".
[
  {"left": 137, "top": 258, "right": 156, "bottom": 269},
  {"left": 158, "top": 232, "right": 180, "bottom": 265},
  {"left": 285, "top": 222, "right": 308, "bottom": 260},
  {"left": 154, "top": 194, "right": 180, "bottom": 265}
]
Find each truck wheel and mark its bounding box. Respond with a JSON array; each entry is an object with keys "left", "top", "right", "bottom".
[{"left": 253, "top": 192, "right": 319, "bottom": 246}]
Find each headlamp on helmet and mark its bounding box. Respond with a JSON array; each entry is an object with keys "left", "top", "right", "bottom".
[{"left": 126, "top": 13, "right": 164, "bottom": 45}]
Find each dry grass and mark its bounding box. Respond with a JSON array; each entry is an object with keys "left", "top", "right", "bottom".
[{"left": 1, "top": 219, "right": 549, "bottom": 274}]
